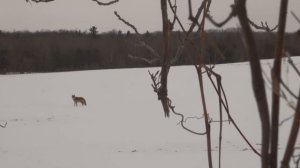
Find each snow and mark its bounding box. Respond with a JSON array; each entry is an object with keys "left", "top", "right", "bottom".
[{"left": 0, "top": 57, "right": 299, "bottom": 168}]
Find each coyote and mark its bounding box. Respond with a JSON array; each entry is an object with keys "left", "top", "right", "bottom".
[{"left": 72, "top": 95, "right": 87, "bottom": 106}]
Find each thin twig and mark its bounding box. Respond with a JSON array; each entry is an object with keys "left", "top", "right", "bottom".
[
  {"left": 291, "top": 11, "right": 300, "bottom": 24},
  {"left": 287, "top": 54, "right": 300, "bottom": 77},
  {"left": 206, "top": 2, "right": 278, "bottom": 33},
  {"left": 168, "top": 0, "right": 186, "bottom": 33},
  {"left": 188, "top": 0, "right": 210, "bottom": 33},
  {"left": 279, "top": 114, "right": 295, "bottom": 126},
  {"left": 195, "top": 1, "right": 213, "bottom": 167},
  {"left": 248, "top": 20, "right": 278, "bottom": 32},
  {"left": 170, "top": 1, "right": 207, "bottom": 65},
  {"left": 114, "top": 12, "right": 161, "bottom": 65},
  {"left": 196, "top": 65, "right": 213, "bottom": 168},
  {"left": 281, "top": 90, "right": 300, "bottom": 167},
  {"left": 114, "top": 11, "right": 139, "bottom": 34},
  {"left": 149, "top": 70, "right": 206, "bottom": 135},
  {"left": 217, "top": 68, "right": 223, "bottom": 168},
  {"left": 179, "top": 116, "right": 204, "bottom": 124},
  {"left": 168, "top": 0, "right": 211, "bottom": 66},
  {"left": 168, "top": 98, "right": 207, "bottom": 135},
  {"left": 204, "top": 65, "right": 261, "bottom": 157},
  {"left": 262, "top": 64, "right": 296, "bottom": 111},
  {"left": 280, "top": 77, "right": 298, "bottom": 100}
]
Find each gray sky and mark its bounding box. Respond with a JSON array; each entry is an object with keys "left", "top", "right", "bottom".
[{"left": 0, "top": 0, "right": 299, "bottom": 33}]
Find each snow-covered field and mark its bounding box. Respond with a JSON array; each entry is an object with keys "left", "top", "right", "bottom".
[{"left": 0, "top": 57, "right": 299, "bottom": 168}]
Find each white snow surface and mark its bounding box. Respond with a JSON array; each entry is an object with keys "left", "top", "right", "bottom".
[{"left": 0, "top": 57, "right": 299, "bottom": 168}]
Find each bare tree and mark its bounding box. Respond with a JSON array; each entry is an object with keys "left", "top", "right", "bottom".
[
  {"left": 25, "top": 0, "right": 300, "bottom": 168},
  {"left": 162, "top": 0, "right": 299, "bottom": 168}
]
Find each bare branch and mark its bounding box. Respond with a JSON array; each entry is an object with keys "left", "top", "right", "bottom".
[
  {"left": 280, "top": 77, "right": 298, "bottom": 100},
  {"left": 114, "top": 11, "right": 139, "bottom": 34},
  {"left": 160, "top": 0, "right": 171, "bottom": 117},
  {"left": 188, "top": 0, "right": 193, "bottom": 21},
  {"left": 170, "top": 0, "right": 209, "bottom": 65},
  {"left": 281, "top": 90, "right": 300, "bottom": 167},
  {"left": 262, "top": 64, "right": 297, "bottom": 111},
  {"left": 248, "top": 20, "right": 278, "bottom": 32},
  {"left": 291, "top": 11, "right": 300, "bottom": 24},
  {"left": 286, "top": 53, "right": 300, "bottom": 77},
  {"left": 195, "top": 2, "right": 213, "bottom": 167},
  {"left": 168, "top": 0, "right": 186, "bottom": 33},
  {"left": 217, "top": 66, "right": 223, "bottom": 168},
  {"left": 187, "top": 1, "right": 205, "bottom": 35},
  {"left": 212, "top": 1, "right": 278, "bottom": 32},
  {"left": 279, "top": 114, "right": 295, "bottom": 126},
  {"left": 168, "top": 98, "right": 207, "bottom": 135},
  {"left": 91, "top": 0, "right": 119, "bottom": 6},
  {"left": 271, "top": 0, "right": 289, "bottom": 165},
  {"left": 236, "top": 1, "right": 270, "bottom": 167},
  {"left": 206, "top": 2, "right": 278, "bottom": 33},
  {"left": 188, "top": 0, "right": 212, "bottom": 33},
  {"left": 149, "top": 70, "right": 160, "bottom": 94},
  {"left": 27, "top": 0, "right": 54, "bottom": 3},
  {"left": 114, "top": 12, "right": 162, "bottom": 65},
  {"left": 204, "top": 65, "right": 261, "bottom": 157},
  {"left": 206, "top": 4, "right": 237, "bottom": 28},
  {"left": 196, "top": 65, "right": 213, "bottom": 168},
  {"left": 149, "top": 71, "right": 206, "bottom": 135},
  {"left": 179, "top": 116, "right": 205, "bottom": 124},
  {"left": 169, "top": 0, "right": 212, "bottom": 66}
]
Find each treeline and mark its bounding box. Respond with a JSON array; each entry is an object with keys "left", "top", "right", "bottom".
[{"left": 0, "top": 29, "right": 299, "bottom": 73}]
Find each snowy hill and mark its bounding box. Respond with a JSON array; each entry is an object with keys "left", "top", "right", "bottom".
[{"left": 0, "top": 57, "right": 299, "bottom": 168}]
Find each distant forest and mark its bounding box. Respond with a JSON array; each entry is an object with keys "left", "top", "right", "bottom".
[{"left": 0, "top": 28, "right": 299, "bottom": 74}]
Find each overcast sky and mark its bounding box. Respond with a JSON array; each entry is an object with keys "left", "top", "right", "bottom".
[{"left": 0, "top": 0, "right": 299, "bottom": 33}]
